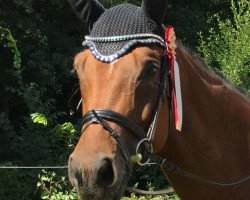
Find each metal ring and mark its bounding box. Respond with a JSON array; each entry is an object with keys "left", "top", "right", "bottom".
[{"left": 135, "top": 138, "right": 154, "bottom": 166}]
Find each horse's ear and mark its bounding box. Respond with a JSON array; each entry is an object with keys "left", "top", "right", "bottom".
[
  {"left": 141, "top": 0, "right": 167, "bottom": 24},
  {"left": 69, "top": 0, "right": 105, "bottom": 28}
]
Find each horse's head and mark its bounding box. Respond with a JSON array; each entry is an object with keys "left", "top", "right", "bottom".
[{"left": 68, "top": 0, "right": 168, "bottom": 199}]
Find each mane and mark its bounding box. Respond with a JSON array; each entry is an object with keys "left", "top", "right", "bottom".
[{"left": 177, "top": 41, "right": 250, "bottom": 98}]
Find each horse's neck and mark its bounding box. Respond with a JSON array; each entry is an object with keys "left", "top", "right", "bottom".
[
  {"left": 157, "top": 47, "right": 250, "bottom": 195},
  {"left": 176, "top": 46, "right": 250, "bottom": 138}
]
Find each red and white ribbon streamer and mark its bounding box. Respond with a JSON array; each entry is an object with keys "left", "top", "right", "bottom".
[{"left": 165, "top": 26, "right": 183, "bottom": 131}]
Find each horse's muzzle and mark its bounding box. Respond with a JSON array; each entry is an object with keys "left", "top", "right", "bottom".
[
  {"left": 69, "top": 154, "right": 115, "bottom": 185},
  {"left": 68, "top": 153, "right": 124, "bottom": 200}
]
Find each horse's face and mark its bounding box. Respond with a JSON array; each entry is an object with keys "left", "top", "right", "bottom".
[{"left": 68, "top": 46, "right": 164, "bottom": 200}]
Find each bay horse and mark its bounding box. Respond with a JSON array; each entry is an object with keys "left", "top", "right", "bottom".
[{"left": 68, "top": 0, "right": 250, "bottom": 199}]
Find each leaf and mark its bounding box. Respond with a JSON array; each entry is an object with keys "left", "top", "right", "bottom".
[
  {"left": 30, "top": 113, "right": 48, "bottom": 126},
  {"left": 6, "top": 34, "right": 16, "bottom": 43},
  {"left": 37, "top": 181, "right": 41, "bottom": 186}
]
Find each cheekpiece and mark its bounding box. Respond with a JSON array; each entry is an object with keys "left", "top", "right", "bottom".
[{"left": 82, "top": 3, "right": 166, "bottom": 63}]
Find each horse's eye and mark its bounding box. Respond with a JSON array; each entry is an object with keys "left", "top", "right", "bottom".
[
  {"left": 146, "top": 65, "right": 157, "bottom": 76},
  {"left": 139, "top": 61, "right": 159, "bottom": 80}
]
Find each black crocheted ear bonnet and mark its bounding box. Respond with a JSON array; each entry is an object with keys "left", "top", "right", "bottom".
[
  {"left": 83, "top": 4, "right": 165, "bottom": 62},
  {"left": 69, "top": 0, "right": 167, "bottom": 62}
]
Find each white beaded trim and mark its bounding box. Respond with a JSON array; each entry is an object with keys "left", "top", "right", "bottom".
[
  {"left": 85, "top": 33, "right": 165, "bottom": 43},
  {"left": 82, "top": 38, "right": 166, "bottom": 63}
]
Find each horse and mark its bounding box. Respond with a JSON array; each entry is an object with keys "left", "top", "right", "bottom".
[{"left": 67, "top": 0, "right": 250, "bottom": 199}]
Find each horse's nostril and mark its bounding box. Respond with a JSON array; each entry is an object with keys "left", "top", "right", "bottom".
[
  {"left": 96, "top": 158, "right": 114, "bottom": 188},
  {"left": 74, "top": 169, "right": 84, "bottom": 187},
  {"left": 68, "top": 155, "right": 83, "bottom": 187}
]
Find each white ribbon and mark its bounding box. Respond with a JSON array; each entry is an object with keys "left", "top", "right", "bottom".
[{"left": 174, "top": 59, "right": 183, "bottom": 131}]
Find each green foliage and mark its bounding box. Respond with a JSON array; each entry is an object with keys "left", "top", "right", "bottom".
[
  {"left": 0, "top": 27, "right": 21, "bottom": 71},
  {"left": 0, "top": 167, "right": 40, "bottom": 200},
  {"left": 198, "top": 0, "right": 250, "bottom": 91},
  {"left": 165, "top": 0, "right": 231, "bottom": 48},
  {"left": 54, "top": 123, "right": 76, "bottom": 143},
  {"left": 122, "top": 193, "right": 180, "bottom": 200},
  {"left": 31, "top": 113, "right": 48, "bottom": 126},
  {"left": 37, "top": 170, "right": 79, "bottom": 200},
  {"left": 128, "top": 165, "right": 169, "bottom": 192},
  {"left": 0, "top": 0, "right": 83, "bottom": 197}
]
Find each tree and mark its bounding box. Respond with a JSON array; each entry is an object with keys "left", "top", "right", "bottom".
[
  {"left": 0, "top": 1, "right": 84, "bottom": 199},
  {"left": 198, "top": 0, "right": 250, "bottom": 92}
]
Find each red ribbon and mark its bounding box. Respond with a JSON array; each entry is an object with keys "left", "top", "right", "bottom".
[{"left": 165, "top": 26, "right": 179, "bottom": 129}]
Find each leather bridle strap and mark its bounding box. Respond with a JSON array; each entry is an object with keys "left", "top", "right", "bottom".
[
  {"left": 82, "top": 109, "right": 146, "bottom": 139},
  {"left": 153, "top": 156, "right": 250, "bottom": 187}
]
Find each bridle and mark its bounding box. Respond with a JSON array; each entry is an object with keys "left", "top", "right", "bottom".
[
  {"left": 79, "top": 33, "right": 250, "bottom": 195},
  {"left": 81, "top": 45, "right": 170, "bottom": 172}
]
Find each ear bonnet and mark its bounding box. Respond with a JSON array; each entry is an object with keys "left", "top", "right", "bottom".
[{"left": 69, "top": 0, "right": 167, "bottom": 62}]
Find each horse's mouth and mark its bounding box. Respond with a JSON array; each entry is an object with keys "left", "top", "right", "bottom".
[{"left": 75, "top": 169, "right": 129, "bottom": 200}]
